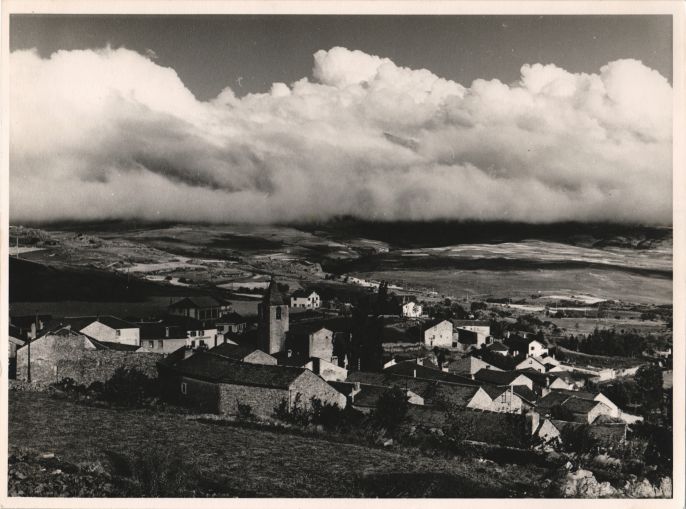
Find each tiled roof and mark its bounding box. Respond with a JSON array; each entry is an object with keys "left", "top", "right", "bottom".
[
  {"left": 487, "top": 341, "right": 509, "bottom": 351},
  {"left": 291, "top": 289, "right": 313, "bottom": 298},
  {"left": 432, "top": 383, "right": 481, "bottom": 407},
  {"left": 174, "top": 351, "right": 306, "bottom": 389},
  {"left": 91, "top": 340, "right": 141, "bottom": 352},
  {"left": 352, "top": 384, "right": 392, "bottom": 408}
]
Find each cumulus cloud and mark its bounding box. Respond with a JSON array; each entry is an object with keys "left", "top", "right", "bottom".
[{"left": 10, "top": 46, "right": 672, "bottom": 224}]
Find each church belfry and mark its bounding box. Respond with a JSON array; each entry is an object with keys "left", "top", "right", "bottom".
[{"left": 257, "top": 278, "right": 289, "bottom": 354}]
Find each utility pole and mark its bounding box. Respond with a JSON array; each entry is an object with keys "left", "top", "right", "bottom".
[{"left": 28, "top": 315, "right": 37, "bottom": 383}]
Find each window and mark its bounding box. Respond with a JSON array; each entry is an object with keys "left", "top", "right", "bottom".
[
  {"left": 148, "top": 341, "right": 154, "bottom": 348},
  {"left": 115, "top": 330, "right": 121, "bottom": 337},
  {"left": 181, "top": 382, "right": 187, "bottom": 395},
  {"left": 276, "top": 306, "right": 282, "bottom": 320},
  {"left": 158, "top": 340, "right": 163, "bottom": 348},
  {"left": 191, "top": 340, "right": 196, "bottom": 348}
]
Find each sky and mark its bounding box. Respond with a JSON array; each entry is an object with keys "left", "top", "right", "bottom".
[{"left": 9, "top": 15, "right": 674, "bottom": 224}]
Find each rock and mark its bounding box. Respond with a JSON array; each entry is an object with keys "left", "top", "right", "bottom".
[
  {"left": 383, "top": 438, "right": 394, "bottom": 447},
  {"left": 41, "top": 452, "right": 55, "bottom": 459}
]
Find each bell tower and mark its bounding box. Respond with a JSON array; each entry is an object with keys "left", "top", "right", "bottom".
[{"left": 257, "top": 278, "right": 289, "bottom": 354}]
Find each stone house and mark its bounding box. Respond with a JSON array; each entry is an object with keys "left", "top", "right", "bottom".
[
  {"left": 275, "top": 350, "right": 348, "bottom": 382},
  {"left": 447, "top": 356, "right": 503, "bottom": 377},
  {"left": 516, "top": 356, "right": 548, "bottom": 373},
  {"left": 166, "top": 350, "right": 346, "bottom": 418},
  {"left": 15, "top": 327, "right": 160, "bottom": 385},
  {"left": 58, "top": 316, "right": 140, "bottom": 346},
  {"left": 423, "top": 319, "right": 453, "bottom": 348},
  {"left": 451, "top": 320, "right": 490, "bottom": 346}
]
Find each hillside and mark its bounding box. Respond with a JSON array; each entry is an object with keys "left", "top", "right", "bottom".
[{"left": 9, "top": 392, "right": 547, "bottom": 497}]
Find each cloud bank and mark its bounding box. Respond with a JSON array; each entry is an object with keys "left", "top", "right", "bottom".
[{"left": 10, "top": 46, "right": 672, "bottom": 224}]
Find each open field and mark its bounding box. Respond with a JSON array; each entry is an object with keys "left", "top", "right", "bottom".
[{"left": 8, "top": 392, "right": 547, "bottom": 497}]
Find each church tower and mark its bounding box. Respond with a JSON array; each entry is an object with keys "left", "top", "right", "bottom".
[{"left": 257, "top": 279, "right": 289, "bottom": 354}]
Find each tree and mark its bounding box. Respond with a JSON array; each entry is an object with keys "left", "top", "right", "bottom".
[
  {"left": 560, "top": 424, "right": 598, "bottom": 454},
  {"left": 373, "top": 387, "right": 409, "bottom": 432},
  {"left": 635, "top": 364, "right": 663, "bottom": 411}
]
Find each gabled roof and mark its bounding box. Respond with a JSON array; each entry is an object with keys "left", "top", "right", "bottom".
[
  {"left": 432, "top": 383, "right": 481, "bottom": 408},
  {"left": 384, "top": 363, "right": 474, "bottom": 385},
  {"left": 90, "top": 340, "right": 141, "bottom": 352},
  {"left": 137, "top": 322, "right": 187, "bottom": 340},
  {"left": 422, "top": 318, "right": 452, "bottom": 332},
  {"left": 473, "top": 369, "right": 531, "bottom": 386},
  {"left": 262, "top": 279, "right": 285, "bottom": 306},
  {"left": 535, "top": 391, "right": 571, "bottom": 411},
  {"left": 173, "top": 351, "right": 306, "bottom": 389},
  {"left": 273, "top": 350, "right": 310, "bottom": 367},
  {"left": 328, "top": 381, "right": 357, "bottom": 397},
  {"left": 561, "top": 396, "right": 604, "bottom": 416},
  {"left": 291, "top": 289, "right": 317, "bottom": 299},
  {"left": 209, "top": 342, "right": 267, "bottom": 361},
  {"left": 451, "top": 320, "right": 490, "bottom": 327},
  {"left": 169, "top": 296, "right": 228, "bottom": 309},
  {"left": 480, "top": 385, "right": 508, "bottom": 400},
  {"left": 487, "top": 341, "right": 509, "bottom": 352},
  {"left": 62, "top": 315, "right": 138, "bottom": 331},
  {"left": 512, "top": 385, "right": 538, "bottom": 404},
  {"left": 352, "top": 384, "right": 394, "bottom": 408},
  {"left": 217, "top": 312, "right": 245, "bottom": 324}
]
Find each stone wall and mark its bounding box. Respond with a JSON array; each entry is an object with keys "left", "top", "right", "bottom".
[
  {"left": 180, "top": 376, "right": 221, "bottom": 413},
  {"left": 16, "top": 333, "right": 161, "bottom": 385},
  {"left": 290, "top": 369, "right": 347, "bottom": 409},
  {"left": 217, "top": 383, "right": 289, "bottom": 418}
]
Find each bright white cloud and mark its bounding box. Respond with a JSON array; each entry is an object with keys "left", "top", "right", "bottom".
[{"left": 10, "top": 46, "right": 672, "bottom": 224}]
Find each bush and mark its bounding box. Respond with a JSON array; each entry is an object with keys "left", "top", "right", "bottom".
[
  {"left": 236, "top": 401, "right": 255, "bottom": 421},
  {"left": 101, "top": 368, "right": 159, "bottom": 407},
  {"left": 106, "top": 446, "right": 190, "bottom": 497},
  {"left": 310, "top": 398, "right": 364, "bottom": 430},
  {"left": 559, "top": 424, "right": 598, "bottom": 454},
  {"left": 272, "top": 393, "right": 311, "bottom": 426}
]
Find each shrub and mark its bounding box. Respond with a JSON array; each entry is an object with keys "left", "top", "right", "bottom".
[
  {"left": 559, "top": 424, "right": 598, "bottom": 454},
  {"left": 310, "top": 398, "right": 363, "bottom": 430},
  {"left": 236, "top": 401, "right": 255, "bottom": 421},
  {"left": 106, "top": 446, "right": 190, "bottom": 497},
  {"left": 101, "top": 368, "right": 159, "bottom": 407}
]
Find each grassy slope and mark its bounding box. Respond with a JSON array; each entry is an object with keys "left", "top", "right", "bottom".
[{"left": 8, "top": 392, "right": 547, "bottom": 497}]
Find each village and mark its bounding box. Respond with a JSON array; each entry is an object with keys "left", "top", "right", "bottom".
[{"left": 7, "top": 265, "right": 674, "bottom": 498}]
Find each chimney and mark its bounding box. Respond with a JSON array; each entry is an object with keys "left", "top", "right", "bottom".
[
  {"left": 413, "top": 369, "right": 417, "bottom": 378},
  {"left": 287, "top": 349, "right": 292, "bottom": 358},
  {"left": 165, "top": 327, "right": 170, "bottom": 338}
]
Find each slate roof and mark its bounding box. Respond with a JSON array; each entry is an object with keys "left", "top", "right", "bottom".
[
  {"left": 455, "top": 328, "right": 478, "bottom": 345},
  {"left": 384, "top": 363, "right": 475, "bottom": 385},
  {"left": 63, "top": 315, "right": 138, "bottom": 331},
  {"left": 451, "top": 320, "right": 490, "bottom": 327},
  {"left": 351, "top": 384, "right": 392, "bottom": 408},
  {"left": 422, "top": 319, "right": 451, "bottom": 332},
  {"left": 217, "top": 312, "right": 245, "bottom": 324},
  {"left": 169, "top": 296, "right": 228, "bottom": 309},
  {"left": 208, "top": 342, "right": 265, "bottom": 361},
  {"left": 273, "top": 350, "right": 310, "bottom": 367},
  {"left": 562, "top": 397, "right": 603, "bottom": 415},
  {"left": 473, "top": 369, "right": 531, "bottom": 386},
  {"left": 432, "top": 383, "right": 481, "bottom": 407},
  {"left": 137, "top": 322, "right": 187, "bottom": 340},
  {"left": 328, "top": 381, "right": 357, "bottom": 397},
  {"left": 91, "top": 340, "right": 141, "bottom": 352},
  {"left": 535, "top": 391, "right": 572, "bottom": 411},
  {"left": 262, "top": 280, "right": 285, "bottom": 306},
  {"left": 173, "top": 351, "right": 306, "bottom": 389},
  {"left": 487, "top": 341, "right": 509, "bottom": 352},
  {"left": 291, "top": 289, "right": 316, "bottom": 299},
  {"left": 512, "top": 385, "right": 538, "bottom": 404}
]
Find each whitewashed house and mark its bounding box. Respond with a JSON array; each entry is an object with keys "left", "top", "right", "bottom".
[
  {"left": 290, "top": 290, "right": 321, "bottom": 309},
  {"left": 402, "top": 301, "right": 423, "bottom": 318},
  {"left": 69, "top": 316, "right": 140, "bottom": 346}
]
